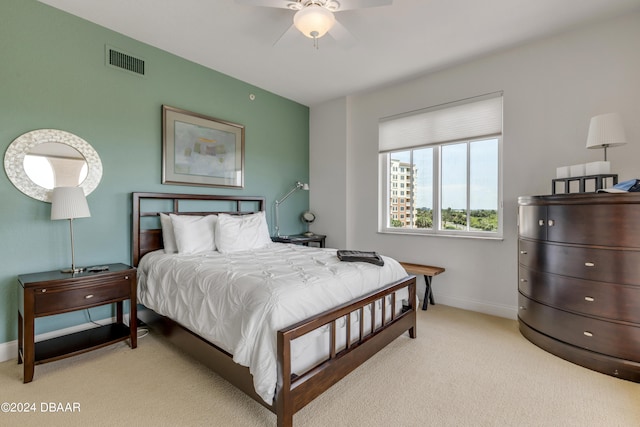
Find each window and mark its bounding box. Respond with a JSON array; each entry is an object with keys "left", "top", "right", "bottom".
[{"left": 378, "top": 92, "right": 503, "bottom": 238}]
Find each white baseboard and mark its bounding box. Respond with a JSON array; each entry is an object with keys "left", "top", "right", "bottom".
[
  {"left": 434, "top": 294, "right": 518, "bottom": 320},
  {"left": 0, "top": 315, "right": 129, "bottom": 363}
]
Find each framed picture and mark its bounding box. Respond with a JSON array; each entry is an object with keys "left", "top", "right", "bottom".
[{"left": 162, "top": 105, "right": 244, "bottom": 188}]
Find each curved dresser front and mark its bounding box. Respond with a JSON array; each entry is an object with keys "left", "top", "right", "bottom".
[{"left": 518, "top": 193, "right": 640, "bottom": 382}]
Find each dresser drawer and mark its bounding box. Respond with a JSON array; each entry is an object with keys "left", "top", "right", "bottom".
[
  {"left": 546, "top": 204, "right": 640, "bottom": 247},
  {"left": 518, "top": 205, "right": 547, "bottom": 240},
  {"left": 519, "top": 239, "right": 640, "bottom": 284},
  {"left": 518, "top": 294, "right": 640, "bottom": 362},
  {"left": 518, "top": 266, "right": 640, "bottom": 323},
  {"left": 34, "top": 277, "right": 131, "bottom": 316}
]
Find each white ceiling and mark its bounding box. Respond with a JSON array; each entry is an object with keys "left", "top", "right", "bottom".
[{"left": 39, "top": 0, "right": 640, "bottom": 107}]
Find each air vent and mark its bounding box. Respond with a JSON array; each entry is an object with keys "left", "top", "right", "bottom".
[{"left": 106, "top": 45, "right": 145, "bottom": 76}]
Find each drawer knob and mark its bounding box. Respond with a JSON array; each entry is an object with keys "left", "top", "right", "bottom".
[
  {"left": 547, "top": 219, "right": 555, "bottom": 227},
  {"left": 84, "top": 294, "right": 94, "bottom": 299},
  {"left": 584, "top": 262, "right": 595, "bottom": 267},
  {"left": 519, "top": 306, "right": 526, "bottom": 311},
  {"left": 41, "top": 289, "right": 47, "bottom": 293},
  {"left": 520, "top": 278, "right": 528, "bottom": 282},
  {"left": 124, "top": 276, "right": 129, "bottom": 280},
  {"left": 584, "top": 296, "right": 595, "bottom": 302},
  {"left": 538, "top": 219, "right": 544, "bottom": 226},
  {"left": 583, "top": 331, "right": 593, "bottom": 337},
  {"left": 520, "top": 250, "right": 528, "bottom": 255}
]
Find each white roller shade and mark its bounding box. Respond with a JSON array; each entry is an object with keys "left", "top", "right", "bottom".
[{"left": 379, "top": 92, "right": 503, "bottom": 152}]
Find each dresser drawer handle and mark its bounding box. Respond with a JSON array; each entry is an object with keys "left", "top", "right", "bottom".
[
  {"left": 583, "top": 331, "right": 593, "bottom": 337},
  {"left": 520, "top": 250, "right": 527, "bottom": 255},
  {"left": 584, "top": 296, "right": 595, "bottom": 302},
  {"left": 584, "top": 262, "right": 595, "bottom": 267},
  {"left": 520, "top": 278, "right": 528, "bottom": 282},
  {"left": 519, "top": 306, "right": 526, "bottom": 311},
  {"left": 538, "top": 219, "right": 544, "bottom": 226},
  {"left": 124, "top": 276, "right": 129, "bottom": 280},
  {"left": 84, "top": 294, "right": 94, "bottom": 299},
  {"left": 547, "top": 219, "right": 555, "bottom": 227},
  {"left": 41, "top": 289, "right": 47, "bottom": 293}
]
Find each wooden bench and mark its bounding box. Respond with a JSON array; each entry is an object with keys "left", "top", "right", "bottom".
[{"left": 399, "top": 263, "right": 445, "bottom": 311}]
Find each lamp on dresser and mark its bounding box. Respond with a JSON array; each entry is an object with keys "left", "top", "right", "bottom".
[
  {"left": 50, "top": 186, "right": 91, "bottom": 273},
  {"left": 586, "top": 112, "right": 627, "bottom": 173}
]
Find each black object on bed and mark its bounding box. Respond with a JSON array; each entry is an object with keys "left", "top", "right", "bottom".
[{"left": 336, "top": 250, "right": 384, "bottom": 266}]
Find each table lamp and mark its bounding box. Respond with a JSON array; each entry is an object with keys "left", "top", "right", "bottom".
[
  {"left": 274, "top": 181, "right": 309, "bottom": 238},
  {"left": 586, "top": 113, "right": 627, "bottom": 170},
  {"left": 51, "top": 186, "right": 91, "bottom": 273}
]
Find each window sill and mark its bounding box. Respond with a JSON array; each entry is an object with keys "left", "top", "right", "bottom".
[{"left": 379, "top": 229, "right": 504, "bottom": 241}]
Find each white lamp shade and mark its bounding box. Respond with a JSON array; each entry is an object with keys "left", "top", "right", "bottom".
[
  {"left": 51, "top": 186, "right": 91, "bottom": 220},
  {"left": 294, "top": 5, "right": 335, "bottom": 39},
  {"left": 586, "top": 113, "right": 627, "bottom": 149}
]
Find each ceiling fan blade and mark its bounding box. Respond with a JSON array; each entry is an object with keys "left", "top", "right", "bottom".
[
  {"left": 332, "top": 0, "right": 392, "bottom": 12},
  {"left": 235, "top": 0, "right": 293, "bottom": 10},
  {"left": 328, "top": 19, "right": 357, "bottom": 48},
  {"left": 274, "top": 24, "right": 299, "bottom": 46}
]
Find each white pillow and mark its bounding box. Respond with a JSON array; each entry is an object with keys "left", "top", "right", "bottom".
[
  {"left": 215, "top": 211, "right": 271, "bottom": 253},
  {"left": 170, "top": 214, "right": 217, "bottom": 254},
  {"left": 159, "top": 213, "right": 178, "bottom": 254}
]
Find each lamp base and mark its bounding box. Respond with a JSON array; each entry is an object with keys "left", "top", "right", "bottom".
[
  {"left": 303, "top": 231, "right": 315, "bottom": 237},
  {"left": 61, "top": 267, "right": 85, "bottom": 274}
]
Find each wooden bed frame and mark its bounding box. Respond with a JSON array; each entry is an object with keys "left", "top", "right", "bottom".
[{"left": 132, "top": 192, "right": 417, "bottom": 426}]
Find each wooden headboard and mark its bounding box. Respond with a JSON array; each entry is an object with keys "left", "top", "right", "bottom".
[{"left": 132, "top": 192, "right": 266, "bottom": 267}]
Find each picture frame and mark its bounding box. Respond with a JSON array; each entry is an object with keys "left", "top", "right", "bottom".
[{"left": 162, "top": 105, "right": 244, "bottom": 188}]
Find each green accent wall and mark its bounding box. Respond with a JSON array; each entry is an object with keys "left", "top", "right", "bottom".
[{"left": 0, "top": 0, "right": 309, "bottom": 345}]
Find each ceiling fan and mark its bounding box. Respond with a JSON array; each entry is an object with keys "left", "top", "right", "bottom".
[{"left": 236, "top": 0, "right": 393, "bottom": 48}]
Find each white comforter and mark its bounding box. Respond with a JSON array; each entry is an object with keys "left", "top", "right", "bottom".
[{"left": 137, "top": 243, "right": 408, "bottom": 404}]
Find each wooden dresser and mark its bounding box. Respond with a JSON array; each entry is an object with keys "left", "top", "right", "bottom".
[{"left": 517, "top": 193, "right": 640, "bottom": 382}]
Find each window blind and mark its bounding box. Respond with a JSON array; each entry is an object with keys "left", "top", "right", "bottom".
[{"left": 379, "top": 92, "right": 503, "bottom": 152}]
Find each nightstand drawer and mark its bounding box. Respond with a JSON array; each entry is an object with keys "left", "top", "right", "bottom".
[{"left": 34, "top": 278, "right": 131, "bottom": 315}]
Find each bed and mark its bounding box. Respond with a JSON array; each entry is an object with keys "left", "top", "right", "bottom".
[{"left": 132, "top": 192, "right": 417, "bottom": 426}]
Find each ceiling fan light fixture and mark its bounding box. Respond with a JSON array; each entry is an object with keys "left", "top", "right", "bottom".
[{"left": 293, "top": 5, "right": 336, "bottom": 39}]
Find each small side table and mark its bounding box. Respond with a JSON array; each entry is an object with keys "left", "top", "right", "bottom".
[
  {"left": 272, "top": 234, "right": 326, "bottom": 248},
  {"left": 18, "top": 263, "right": 137, "bottom": 382},
  {"left": 399, "top": 262, "right": 445, "bottom": 311}
]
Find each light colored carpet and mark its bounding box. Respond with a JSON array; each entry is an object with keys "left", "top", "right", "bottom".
[{"left": 1, "top": 304, "right": 638, "bottom": 426}]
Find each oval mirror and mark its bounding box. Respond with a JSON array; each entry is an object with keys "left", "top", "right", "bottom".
[
  {"left": 4, "top": 129, "right": 102, "bottom": 202},
  {"left": 24, "top": 142, "right": 88, "bottom": 189}
]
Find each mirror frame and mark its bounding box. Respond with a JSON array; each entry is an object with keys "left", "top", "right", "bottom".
[{"left": 4, "top": 129, "right": 102, "bottom": 202}]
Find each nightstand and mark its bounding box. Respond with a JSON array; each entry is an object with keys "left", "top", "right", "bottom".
[
  {"left": 17, "top": 263, "right": 137, "bottom": 383},
  {"left": 272, "top": 234, "right": 326, "bottom": 248}
]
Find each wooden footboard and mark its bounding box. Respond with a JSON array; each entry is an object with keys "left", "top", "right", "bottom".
[
  {"left": 276, "top": 275, "right": 416, "bottom": 427},
  {"left": 132, "top": 192, "right": 417, "bottom": 426}
]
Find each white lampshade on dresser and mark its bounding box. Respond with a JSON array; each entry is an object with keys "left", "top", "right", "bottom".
[{"left": 586, "top": 113, "right": 627, "bottom": 174}]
